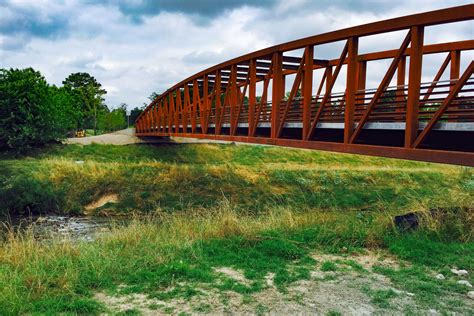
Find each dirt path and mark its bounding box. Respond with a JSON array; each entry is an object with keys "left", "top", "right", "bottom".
[
  {"left": 65, "top": 128, "right": 234, "bottom": 146},
  {"left": 65, "top": 128, "right": 164, "bottom": 145}
]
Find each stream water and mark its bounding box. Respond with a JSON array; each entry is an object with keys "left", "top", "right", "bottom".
[{"left": 0, "top": 214, "right": 124, "bottom": 242}]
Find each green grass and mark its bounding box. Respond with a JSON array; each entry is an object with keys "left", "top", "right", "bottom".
[
  {"left": 320, "top": 260, "right": 338, "bottom": 272},
  {"left": 362, "top": 286, "right": 398, "bottom": 308},
  {"left": 0, "top": 205, "right": 472, "bottom": 314},
  {"left": 0, "top": 143, "right": 472, "bottom": 314},
  {"left": 0, "top": 143, "right": 472, "bottom": 216}
]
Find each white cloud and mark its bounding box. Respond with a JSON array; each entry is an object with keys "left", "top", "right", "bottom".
[{"left": 0, "top": 0, "right": 472, "bottom": 110}]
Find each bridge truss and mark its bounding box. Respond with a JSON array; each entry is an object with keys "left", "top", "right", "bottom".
[{"left": 136, "top": 5, "right": 474, "bottom": 166}]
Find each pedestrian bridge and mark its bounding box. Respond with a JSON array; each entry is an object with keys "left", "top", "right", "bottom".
[{"left": 136, "top": 5, "right": 474, "bottom": 166}]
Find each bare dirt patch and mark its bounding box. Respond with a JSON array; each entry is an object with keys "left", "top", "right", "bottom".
[
  {"left": 94, "top": 253, "right": 423, "bottom": 315},
  {"left": 311, "top": 249, "right": 403, "bottom": 271},
  {"left": 85, "top": 193, "right": 119, "bottom": 212},
  {"left": 214, "top": 267, "right": 250, "bottom": 285}
]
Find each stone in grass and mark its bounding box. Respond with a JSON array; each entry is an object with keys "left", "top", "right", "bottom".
[
  {"left": 468, "top": 291, "right": 474, "bottom": 300},
  {"left": 451, "top": 268, "right": 468, "bottom": 277},
  {"left": 394, "top": 212, "right": 419, "bottom": 231},
  {"left": 435, "top": 274, "right": 445, "bottom": 280},
  {"left": 457, "top": 280, "right": 473, "bottom": 288}
]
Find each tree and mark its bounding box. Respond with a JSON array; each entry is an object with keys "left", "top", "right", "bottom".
[
  {"left": 284, "top": 89, "right": 301, "bottom": 100},
  {"left": 0, "top": 68, "right": 78, "bottom": 150},
  {"left": 63, "top": 72, "right": 107, "bottom": 135},
  {"left": 148, "top": 92, "right": 160, "bottom": 102},
  {"left": 98, "top": 104, "right": 127, "bottom": 132},
  {"left": 129, "top": 106, "right": 143, "bottom": 125}
]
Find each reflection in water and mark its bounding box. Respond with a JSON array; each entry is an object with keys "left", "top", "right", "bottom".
[{"left": 0, "top": 215, "right": 123, "bottom": 242}]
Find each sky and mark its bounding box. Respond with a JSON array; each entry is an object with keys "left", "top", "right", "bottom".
[{"left": 1, "top": 0, "right": 473, "bottom": 110}]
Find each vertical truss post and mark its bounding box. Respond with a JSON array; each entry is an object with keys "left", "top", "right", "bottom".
[
  {"left": 158, "top": 104, "right": 162, "bottom": 133},
  {"left": 169, "top": 93, "right": 175, "bottom": 133},
  {"left": 176, "top": 89, "right": 182, "bottom": 133},
  {"left": 155, "top": 105, "right": 158, "bottom": 132},
  {"left": 163, "top": 100, "right": 167, "bottom": 132},
  {"left": 151, "top": 107, "right": 154, "bottom": 132},
  {"left": 174, "top": 91, "right": 179, "bottom": 133},
  {"left": 405, "top": 26, "right": 424, "bottom": 148},
  {"left": 168, "top": 95, "right": 172, "bottom": 133},
  {"left": 192, "top": 80, "right": 198, "bottom": 133},
  {"left": 156, "top": 105, "right": 160, "bottom": 132},
  {"left": 449, "top": 50, "right": 461, "bottom": 121},
  {"left": 167, "top": 97, "right": 171, "bottom": 132},
  {"left": 203, "top": 75, "right": 209, "bottom": 134},
  {"left": 156, "top": 102, "right": 160, "bottom": 132},
  {"left": 325, "top": 66, "right": 333, "bottom": 104},
  {"left": 450, "top": 50, "right": 460, "bottom": 90},
  {"left": 184, "top": 85, "right": 190, "bottom": 133},
  {"left": 145, "top": 108, "right": 149, "bottom": 132},
  {"left": 230, "top": 65, "right": 237, "bottom": 134},
  {"left": 356, "top": 60, "right": 367, "bottom": 109},
  {"left": 271, "top": 52, "right": 283, "bottom": 138},
  {"left": 215, "top": 71, "right": 222, "bottom": 135},
  {"left": 302, "top": 45, "right": 313, "bottom": 140},
  {"left": 166, "top": 97, "right": 171, "bottom": 133},
  {"left": 157, "top": 105, "right": 161, "bottom": 132},
  {"left": 161, "top": 101, "right": 166, "bottom": 132},
  {"left": 344, "top": 36, "right": 359, "bottom": 143},
  {"left": 248, "top": 59, "right": 257, "bottom": 136},
  {"left": 282, "top": 75, "right": 286, "bottom": 98},
  {"left": 159, "top": 102, "right": 163, "bottom": 133},
  {"left": 144, "top": 110, "right": 148, "bottom": 132},
  {"left": 396, "top": 56, "right": 406, "bottom": 111}
]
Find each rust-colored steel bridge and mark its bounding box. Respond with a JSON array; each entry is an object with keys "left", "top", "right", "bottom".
[{"left": 136, "top": 5, "right": 474, "bottom": 166}]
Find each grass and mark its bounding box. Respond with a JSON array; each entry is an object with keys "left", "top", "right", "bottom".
[
  {"left": 0, "top": 143, "right": 472, "bottom": 314},
  {"left": 362, "top": 286, "right": 398, "bottom": 308},
  {"left": 320, "top": 260, "right": 338, "bottom": 272},
  {"left": 0, "top": 143, "right": 472, "bottom": 216},
  {"left": 0, "top": 204, "right": 471, "bottom": 314}
]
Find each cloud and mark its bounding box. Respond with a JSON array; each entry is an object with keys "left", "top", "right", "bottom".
[
  {"left": 0, "top": 0, "right": 472, "bottom": 109},
  {"left": 111, "top": 0, "right": 275, "bottom": 23},
  {"left": 0, "top": 1, "right": 71, "bottom": 38}
]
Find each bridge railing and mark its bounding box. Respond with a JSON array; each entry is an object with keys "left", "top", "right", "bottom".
[{"left": 136, "top": 5, "right": 474, "bottom": 166}]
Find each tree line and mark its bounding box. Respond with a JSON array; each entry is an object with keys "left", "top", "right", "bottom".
[{"left": 0, "top": 68, "right": 143, "bottom": 151}]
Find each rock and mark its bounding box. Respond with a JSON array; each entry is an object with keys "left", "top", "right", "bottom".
[
  {"left": 391, "top": 288, "right": 404, "bottom": 295},
  {"left": 406, "top": 292, "right": 415, "bottom": 297},
  {"left": 435, "top": 274, "right": 445, "bottom": 280},
  {"left": 468, "top": 291, "right": 474, "bottom": 300},
  {"left": 394, "top": 212, "right": 420, "bottom": 231},
  {"left": 457, "top": 280, "right": 473, "bottom": 287},
  {"left": 451, "top": 268, "right": 468, "bottom": 276}
]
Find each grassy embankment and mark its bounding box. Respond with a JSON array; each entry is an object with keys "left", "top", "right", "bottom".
[{"left": 0, "top": 143, "right": 472, "bottom": 314}]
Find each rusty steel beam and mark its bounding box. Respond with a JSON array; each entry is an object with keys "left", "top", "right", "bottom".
[
  {"left": 405, "top": 26, "right": 424, "bottom": 148},
  {"left": 135, "top": 131, "right": 474, "bottom": 167}
]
